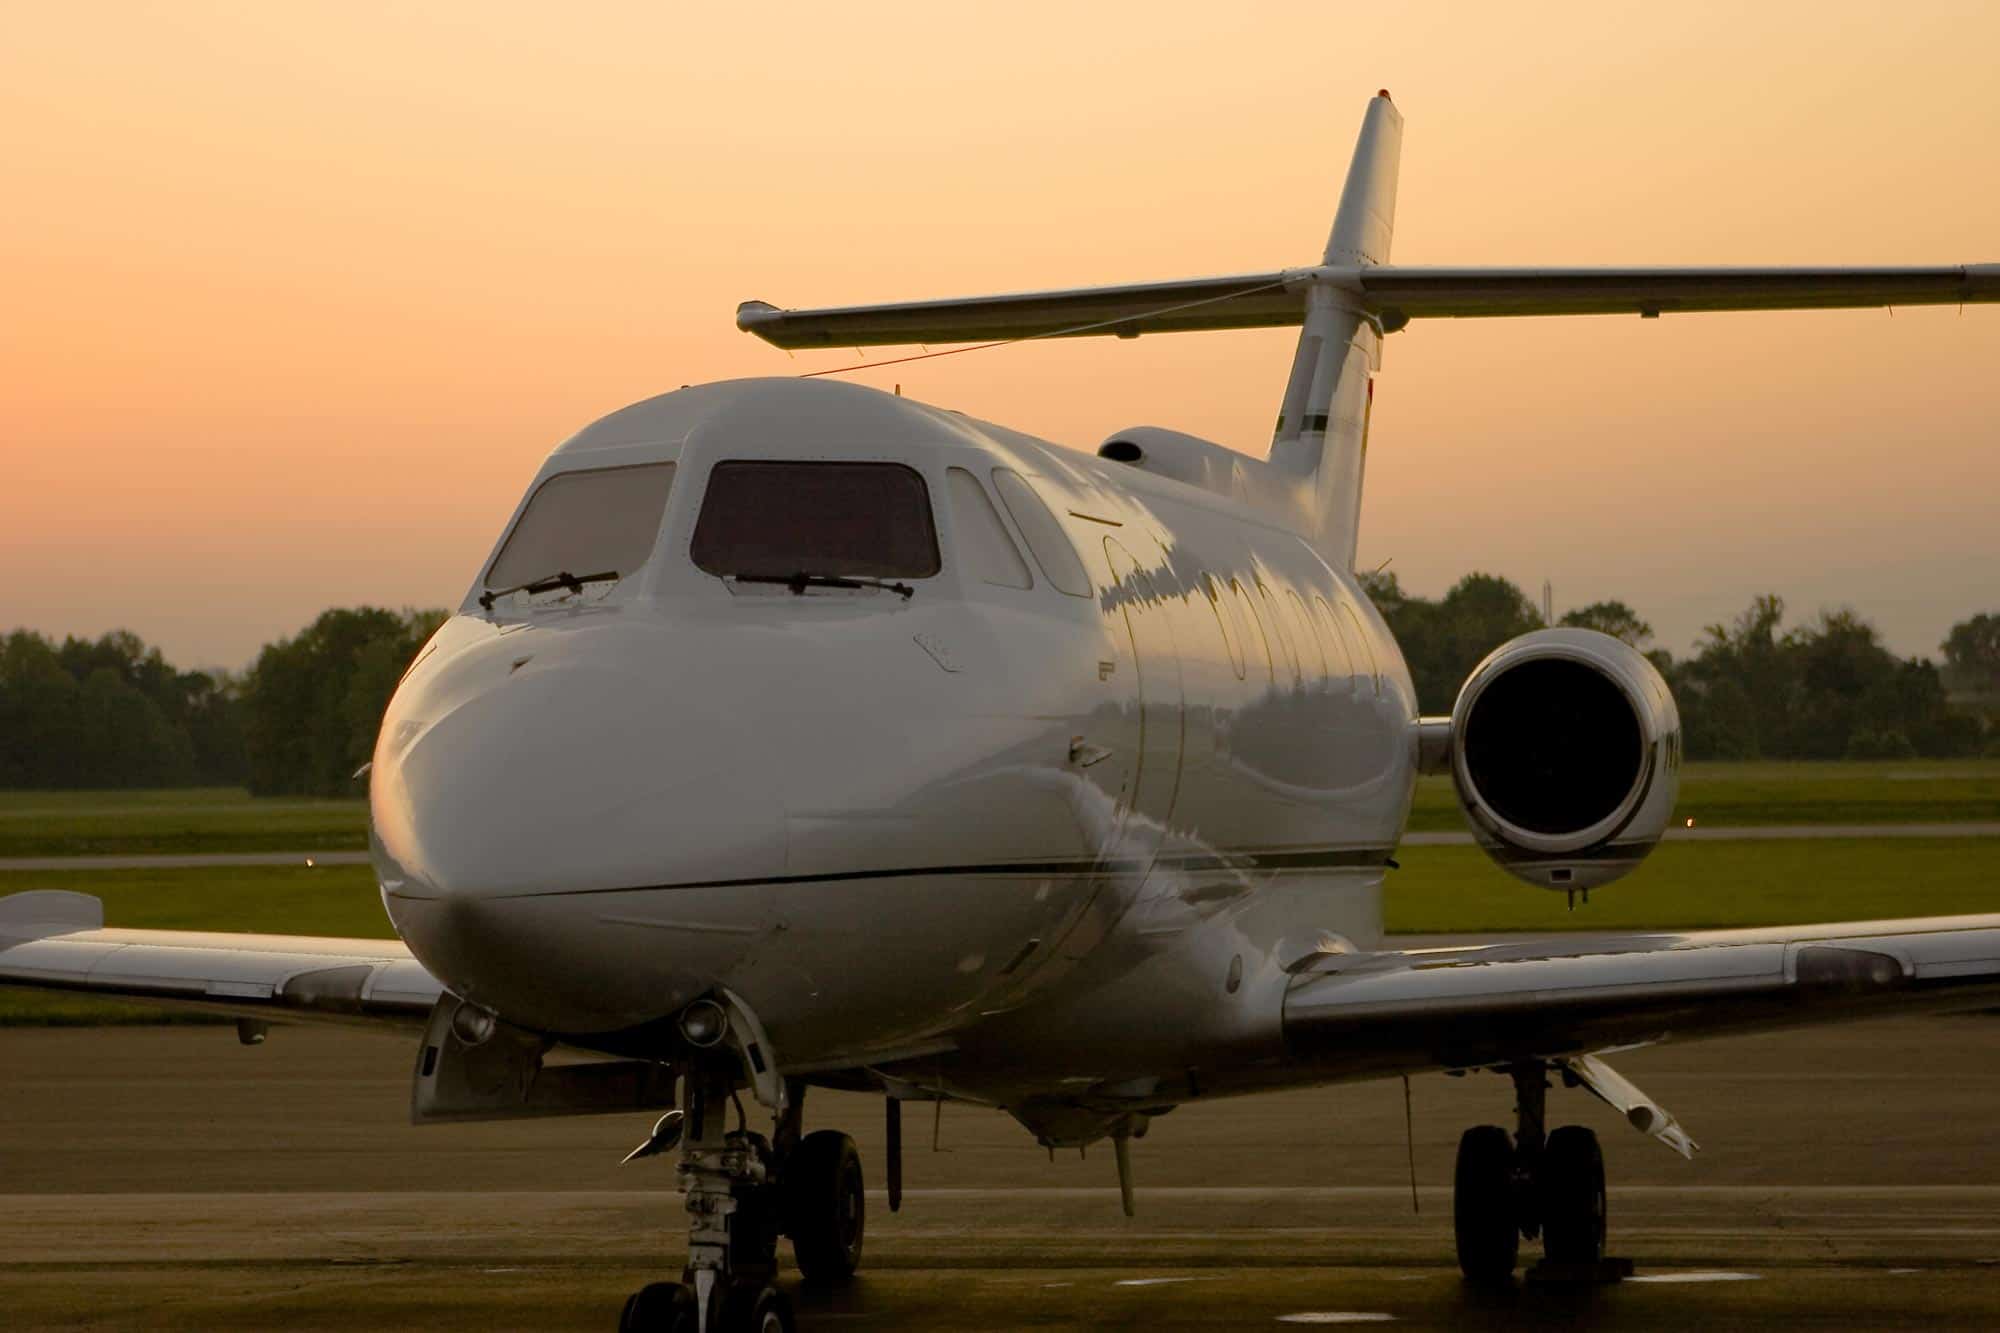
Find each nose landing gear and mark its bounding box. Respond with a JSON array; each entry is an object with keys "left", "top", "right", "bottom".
[
  {"left": 618, "top": 1070, "right": 867, "bottom": 1333},
  {"left": 1452, "top": 1061, "right": 1614, "bottom": 1283}
]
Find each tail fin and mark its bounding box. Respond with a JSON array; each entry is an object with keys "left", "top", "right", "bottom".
[{"left": 1269, "top": 92, "right": 1403, "bottom": 567}]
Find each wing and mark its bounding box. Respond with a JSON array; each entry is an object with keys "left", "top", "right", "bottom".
[
  {"left": 737, "top": 264, "right": 2000, "bottom": 348},
  {"left": 1284, "top": 914, "right": 2000, "bottom": 1079},
  {"left": 0, "top": 890, "right": 440, "bottom": 1030}
]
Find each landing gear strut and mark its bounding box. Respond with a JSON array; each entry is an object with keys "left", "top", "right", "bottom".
[
  {"left": 618, "top": 1069, "right": 867, "bottom": 1332},
  {"left": 1452, "top": 1061, "right": 1608, "bottom": 1283}
]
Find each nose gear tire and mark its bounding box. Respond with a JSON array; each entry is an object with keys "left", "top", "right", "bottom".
[
  {"left": 722, "top": 1282, "right": 797, "bottom": 1333},
  {"left": 618, "top": 1280, "right": 696, "bottom": 1332}
]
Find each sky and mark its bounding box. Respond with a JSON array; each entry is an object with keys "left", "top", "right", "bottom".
[{"left": 4, "top": 2, "right": 1997, "bottom": 670}]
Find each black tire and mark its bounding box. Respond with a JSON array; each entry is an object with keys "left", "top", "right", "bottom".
[
  {"left": 1540, "top": 1124, "right": 1607, "bottom": 1264},
  {"left": 784, "top": 1129, "right": 865, "bottom": 1283},
  {"left": 721, "top": 1282, "right": 797, "bottom": 1333},
  {"left": 619, "top": 1280, "right": 696, "bottom": 1333},
  {"left": 1454, "top": 1124, "right": 1519, "bottom": 1283}
]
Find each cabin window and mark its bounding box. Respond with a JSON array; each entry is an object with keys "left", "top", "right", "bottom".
[
  {"left": 990, "top": 468, "right": 1092, "bottom": 598},
  {"left": 947, "top": 468, "right": 1033, "bottom": 590},
  {"left": 692, "top": 461, "right": 940, "bottom": 580},
  {"left": 1202, "top": 574, "right": 1245, "bottom": 678},
  {"left": 484, "top": 462, "right": 676, "bottom": 596}
]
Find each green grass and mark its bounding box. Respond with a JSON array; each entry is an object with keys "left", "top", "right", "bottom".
[
  {"left": 1384, "top": 836, "right": 2000, "bottom": 933},
  {"left": 1, "top": 863, "right": 393, "bottom": 935},
  {"left": 1407, "top": 758, "right": 2000, "bottom": 832},
  {"left": 0, "top": 788, "right": 368, "bottom": 857},
  {"left": 4, "top": 761, "right": 1992, "bottom": 855}
]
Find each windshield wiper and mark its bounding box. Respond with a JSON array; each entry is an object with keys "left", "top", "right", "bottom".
[
  {"left": 478, "top": 569, "right": 619, "bottom": 611},
  {"left": 732, "top": 572, "right": 915, "bottom": 600}
]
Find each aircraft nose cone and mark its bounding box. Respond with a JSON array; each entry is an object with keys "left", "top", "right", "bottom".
[
  {"left": 370, "top": 643, "right": 786, "bottom": 1031},
  {"left": 377, "top": 655, "right": 784, "bottom": 897}
]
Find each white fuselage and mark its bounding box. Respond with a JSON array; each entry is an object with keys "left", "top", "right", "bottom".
[{"left": 370, "top": 378, "right": 1418, "bottom": 1109}]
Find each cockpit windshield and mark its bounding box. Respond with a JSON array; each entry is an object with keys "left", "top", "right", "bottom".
[
  {"left": 483, "top": 462, "right": 677, "bottom": 598},
  {"left": 691, "top": 461, "right": 941, "bottom": 581}
]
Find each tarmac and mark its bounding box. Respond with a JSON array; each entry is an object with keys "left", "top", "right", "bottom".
[{"left": 6, "top": 1015, "right": 2000, "bottom": 1330}]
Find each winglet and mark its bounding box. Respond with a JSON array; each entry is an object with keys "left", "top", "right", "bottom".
[{"left": 0, "top": 891, "right": 105, "bottom": 932}]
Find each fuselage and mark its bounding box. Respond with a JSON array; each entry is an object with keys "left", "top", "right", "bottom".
[{"left": 370, "top": 377, "right": 1418, "bottom": 1107}]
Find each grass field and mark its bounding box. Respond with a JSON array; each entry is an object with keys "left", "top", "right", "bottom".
[
  {"left": 3, "top": 762, "right": 1992, "bottom": 857},
  {"left": 0, "top": 788, "right": 367, "bottom": 857},
  {"left": 1406, "top": 758, "right": 2000, "bottom": 831},
  {"left": 4, "top": 837, "right": 1996, "bottom": 1023}
]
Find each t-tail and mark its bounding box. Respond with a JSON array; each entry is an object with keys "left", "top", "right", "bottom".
[
  {"left": 1268, "top": 91, "right": 1402, "bottom": 568},
  {"left": 736, "top": 94, "right": 1997, "bottom": 568}
]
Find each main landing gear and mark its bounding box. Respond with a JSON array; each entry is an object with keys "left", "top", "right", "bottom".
[
  {"left": 1453, "top": 1062, "right": 1611, "bottom": 1283},
  {"left": 618, "top": 1069, "right": 867, "bottom": 1333}
]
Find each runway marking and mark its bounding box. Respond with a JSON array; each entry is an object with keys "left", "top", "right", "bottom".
[
  {"left": 1275, "top": 1316, "right": 1397, "bottom": 1325},
  {"left": 1628, "top": 1270, "right": 1762, "bottom": 1283}
]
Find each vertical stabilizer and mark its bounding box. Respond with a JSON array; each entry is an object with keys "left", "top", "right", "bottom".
[{"left": 1270, "top": 93, "right": 1403, "bottom": 567}]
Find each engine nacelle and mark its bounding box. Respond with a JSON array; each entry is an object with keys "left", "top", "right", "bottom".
[{"left": 1443, "top": 628, "right": 1681, "bottom": 893}]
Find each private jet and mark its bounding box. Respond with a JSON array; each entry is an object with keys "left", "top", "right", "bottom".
[{"left": 6, "top": 93, "right": 1999, "bottom": 1333}]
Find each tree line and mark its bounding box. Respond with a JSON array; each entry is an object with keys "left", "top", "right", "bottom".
[
  {"left": 0, "top": 609, "right": 444, "bottom": 795},
  {"left": 1360, "top": 572, "right": 1999, "bottom": 761},
  {"left": 1, "top": 589, "right": 1995, "bottom": 794}
]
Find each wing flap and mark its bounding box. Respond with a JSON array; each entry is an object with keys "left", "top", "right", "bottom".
[
  {"left": 0, "top": 894, "right": 442, "bottom": 1029},
  {"left": 1285, "top": 916, "right": 2000, "bottom": 1075}
]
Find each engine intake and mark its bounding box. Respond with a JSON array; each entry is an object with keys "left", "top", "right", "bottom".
[{"left": 1442, "top": 628, "right": 1680, "bottom": 892}]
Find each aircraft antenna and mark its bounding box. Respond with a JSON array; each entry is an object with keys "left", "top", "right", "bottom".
[{"left": 1403, "top": 1075, "right": 1420, "bottom": 1215}]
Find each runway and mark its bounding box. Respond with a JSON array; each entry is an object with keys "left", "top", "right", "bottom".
[{"left": 5, "top": 1017, "right": 1999, "bottom": 1329}]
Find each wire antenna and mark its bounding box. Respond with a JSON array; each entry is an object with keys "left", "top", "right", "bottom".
[{"left": 798, "top": 280, "right": 1289, "bottom": 379}]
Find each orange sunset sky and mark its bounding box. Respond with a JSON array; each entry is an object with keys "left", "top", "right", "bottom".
[{"left": 4, "top": 2, "right": 1997, "bottom": 670}]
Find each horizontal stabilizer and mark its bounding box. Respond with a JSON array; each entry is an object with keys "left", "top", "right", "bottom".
[
  {"left": 1355, "top": 264, "right": 2000, "bottom": 321},
  {"left": 736, "top": 273, "right": 1296, "bottom": 348},
  {"left": 738, "top": 264, "right": 1999, "bottom": 348}
]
